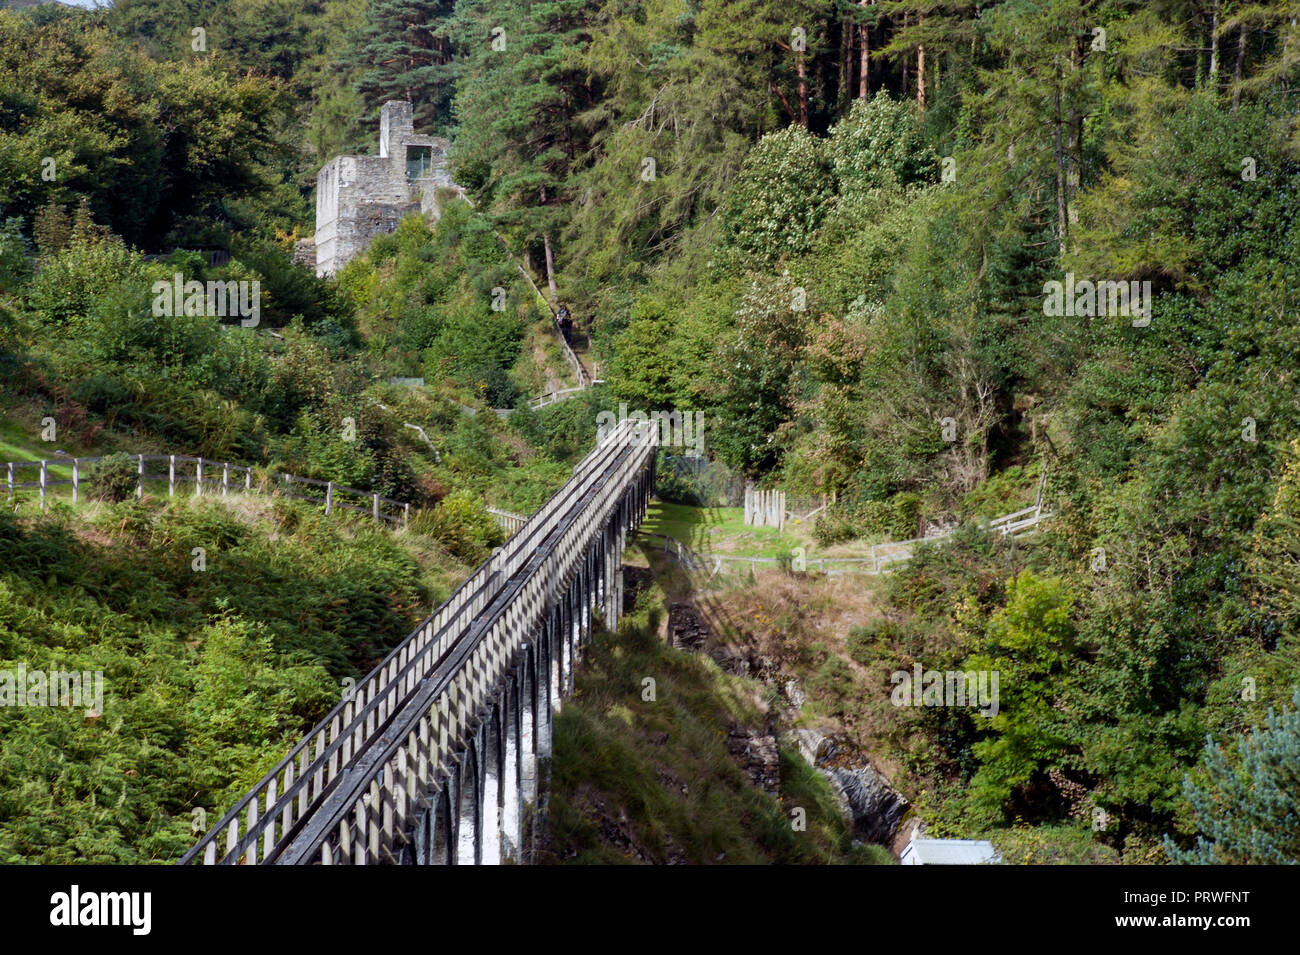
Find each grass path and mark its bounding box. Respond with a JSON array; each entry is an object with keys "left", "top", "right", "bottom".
[{"left": 638, "top": 501, "right": 919, "bottom": 560}]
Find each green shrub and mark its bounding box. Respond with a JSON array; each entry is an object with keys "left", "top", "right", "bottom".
[
  {"left": 1166, "top": 690, "right": 1300, "bottom": 864},
  {"left": 86, "top": 452, "right": 138, "bottom": 502},
  {"left": 24, "top": 228, "right": 144, "bottom": 326},
  {"left": 414, "top": 489, "right": 504, "bottom": 564},
  {"left": 813, "top": 508, "right": 858, "bottom": 546},
  {"left": 0, "top": 217, "right": 30, "bottom": 293},
  {"left": 722, "top": 126, "right": 834, "bottom": 262},
  {"left": 846, "top": 619, "right": 902, "bottom": 666},
  {"left": 825, "top": 92, "right": 938, "bottom": 197},
  {"left": 807, "top": 656, "right": 856, "bottom": 719},
  {"left": 813, "top": 492, "right": 921, "bottom": 545},
  {"left": 889, "top": 492, "right": 921, "bottom": 539}
]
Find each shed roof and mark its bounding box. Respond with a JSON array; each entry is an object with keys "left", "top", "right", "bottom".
[{"left": 901, "top": 838, "right": 1001, "bottom": 865}]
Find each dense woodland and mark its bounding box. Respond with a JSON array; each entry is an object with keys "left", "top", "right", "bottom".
[{"left": 1, "top": 0, "right": 1299, "bottom": 863}]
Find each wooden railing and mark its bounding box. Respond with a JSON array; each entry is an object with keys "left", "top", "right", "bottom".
[
  {"left": 485, "top": 506, "right": 527, "bottom": 534},
  {"left": 179, "top": 417, "right": 657, "bottom": 865},
  {"left": 529, "top": 385, "right": 586, "bottom": 410},
  {"left": 2, "top": 453, "right": 409, "bottom": 525}
]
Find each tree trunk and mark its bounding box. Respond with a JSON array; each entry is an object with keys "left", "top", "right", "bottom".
[
  {"left": 901, "top": 13, "right": 909, "bottom": 94},
  {"left": 917, "top": 42, "right": 926, "bottom": 111},
  {"left": 543, "top": 233, "right": 558, "bottom": 295},
  {"left": 1053, "top": 77, "right": 1068, "bottom": 245},
  {"left": 1208, "top": 0, "right": 1220, "bottom": 89},
  {"left": 1232, "top": 25, "right": 1247, "bottom": 112},
  {"left": 797, "top": 49, "right": 809, "bottom": 127},
  {"left": 1067, "top": 40, "right": 1081, "bottom": 229},
  {"left": 840, "top": 13, "right": 853, "bottom": 110},
  {"left": 859, "top": 0, "right": 871, "bottom": 98},
  {"left": 539, "top": 184, "right": 558, "bottom": 295},
  {"left": 770, "top": 81, "right": 797, "bottom": 123}
]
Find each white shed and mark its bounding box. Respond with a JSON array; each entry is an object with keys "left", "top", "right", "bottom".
[{"left": 900, "top": 838, "right": 1001, "bottom": 865}]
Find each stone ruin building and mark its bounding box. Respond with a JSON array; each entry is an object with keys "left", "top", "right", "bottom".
[{"left": 311, "top": 100, "right": 460, "bottom": 277}]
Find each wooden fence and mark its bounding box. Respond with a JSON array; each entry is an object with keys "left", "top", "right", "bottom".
[
  {"left": 743, "top": 487, "right": 786, "bottom": 530},
  {"left": 643, "top": 502, "right": 1052, "bottom": 579},
  {"left": 2, "top": 453, "right": 409, "bottom": 525},
  {"left": 485, "top": 506, "right": 527, "bottom": 535}
]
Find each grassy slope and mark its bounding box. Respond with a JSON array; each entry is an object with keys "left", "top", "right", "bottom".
[
  {"left": 641, "top": 473, "right": 1045, "bottom": 563},
  {"left": 536, "top": 577, "right": 892, "bottom": 865},
  {"left": 0, "top": 492, "right": 472, "bottom": 863},
  {"left": 689, "top": 560, "right": 1123, "bottom": 864}
]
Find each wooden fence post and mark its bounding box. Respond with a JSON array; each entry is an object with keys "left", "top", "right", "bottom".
[
  {"left": 136, "top": 455, "right": 144, "bottom": 499},
  {"left": 325, "top": 482, "right": 333, "bottom": 515},
  {"left": 6, "top": 462, "right": 12, "bottom": 500},
  {"left": 222, "top": 463, "right": 230, "bottom": 497},
  {"left": 39, "top": 460, "right": 47, "bottom": 511},
  {"left": 72, "top": 458, "right": 79, "bottom": 504},
  {"left": 195, "top": 457, "right": 203, "bottom": 497},
  {"left": 169, "top": 455, "right": 176, "bottom": 498},
  {"left": 372, "top": 493, "right": 380, "bottom": 523}
]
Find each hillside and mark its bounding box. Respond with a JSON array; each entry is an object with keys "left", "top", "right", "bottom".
[
  {"left": 0, "top": 491, "right": 476, "bottom": 862},
  {"left": 1, "top": 0, "right": 1299, "bottom": 872}
]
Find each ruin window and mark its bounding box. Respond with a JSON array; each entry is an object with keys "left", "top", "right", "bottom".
[{"left": 406, "top": 146, "right": 432, "bottom": 180}]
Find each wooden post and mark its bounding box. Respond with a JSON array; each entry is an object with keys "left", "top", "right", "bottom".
[
  {"left": 245, "top": 469, "right": 251, "bottom": 492},
  {"left": 136, "top": 455, "right": 144, "bottom": 499},
  {"left": 263, "top": 779, "right": 277, "bottom": 860},
  {"left": 71, "top": 458, "right": 79, "bottom": 504},
  {"left": 39, "top": 460, "right": 47, "bottom": 511},
  {"left": 6, "top": 462, "right": 11, "bottom": 500},
  {"left": 222, "top": 463, "right": 229, "bottom": 497},
  {"left": 245, "top": 800, "right": 258, "bottom": 865},
  {"left": 195, "top": 457, "right": 203, "bottom": 497},
  {"left": 373, "top": 493, "right": 380, "bottom": 523},
  {"left": 169, "top": 455, "right": 176, "bottom": 497},
  {"left": 325, "top": 481, "right": 333, "bottom": 515},
  {"left": 404, "top": 502, "right": 410, "bottom": 527}
]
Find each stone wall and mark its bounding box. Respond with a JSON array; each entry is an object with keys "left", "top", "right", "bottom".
[{"left": 314, "top": 101, "right": 462, "bottom": 277}]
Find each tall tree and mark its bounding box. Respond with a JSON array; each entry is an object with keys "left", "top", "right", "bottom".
[
  {"left": 346, "top": 0, "right": 457, "bottom": 131},
  {"left": 451, "top": 0, "right": 593, "bottom": 291}
]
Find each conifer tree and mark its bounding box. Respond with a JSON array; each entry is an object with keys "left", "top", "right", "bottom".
[
  {"left": 1167, "top": 691, "right": 1300, "bottom": 864},
  {"left": 347, "top": 0, "right": 457, "bottom": 131},
  {"left": 450, "top": 0, "right": 593, "bottom": 290}
]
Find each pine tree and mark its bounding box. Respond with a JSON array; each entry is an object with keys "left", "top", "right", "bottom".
[
  {"left": 450, "top": 0, "right": 593, "bottom": 290},
  {"left": 1166, "top": 691, "right": 1300, "bottom": 864},
  {"left": 347, "top": 0, "right": 457, "bottom": 131}
]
